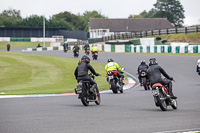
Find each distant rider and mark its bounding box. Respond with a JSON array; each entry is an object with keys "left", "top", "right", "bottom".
[
  {"left": 74, "top": 55, "right": 100, "bottom": 93},
  {"left": 73, "top": 44, "right": 79, "bottom": 55},
  {"left": 147, "top": 58, "right": 177, "bottom": 99},
  {"left": 137, "top": 60, "right": 149, "bottom": 86},
  {"left": 91, "top": 44, "right": 98, "bottom": 54},
  {"left": 197, "top": 59, "right": 200, "bottom": 75},
  {"left": 84, "top": 41, "right": 90, "bottom": 54},
  {"left": 105, "top": 58, "right": 124, "bottom": 85}
]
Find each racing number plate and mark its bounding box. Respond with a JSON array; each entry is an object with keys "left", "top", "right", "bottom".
[{"left": 108, "top": 75, "right": 114, "bottom": 81}]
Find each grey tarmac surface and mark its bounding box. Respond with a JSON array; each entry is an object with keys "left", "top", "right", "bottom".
[{"left": 0, "top": 48, "right": 200, "bottom": 133}]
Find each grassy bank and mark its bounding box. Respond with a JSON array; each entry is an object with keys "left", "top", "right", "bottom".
[
  {"left": 0, "top": 52, "right": 114, "bottom": 95},
  {"left": 158, "top": 32, "right": 200, "bottom": 44},
  {"left": 0, "top": 42, "right": 50, "bottom": 49}
]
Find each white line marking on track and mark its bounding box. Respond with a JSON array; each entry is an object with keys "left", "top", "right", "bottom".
[{"left": 154, "top": 128, "right": 200, "bottom": 133}]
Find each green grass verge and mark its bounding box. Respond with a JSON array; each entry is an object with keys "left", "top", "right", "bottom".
[
  {"left": 0, "top": 42, "right": 50, "bottom": 49},
  {"left": 160, "top": 32, "right": 200, "bottom": 44},
  {"left": 0, "top": 52, "right": 123, "bottom": 95}
]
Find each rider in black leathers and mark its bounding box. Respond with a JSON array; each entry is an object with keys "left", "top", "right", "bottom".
[
  {"left": 137, "top": 60, "right": 149, "bottom": 86},
  {"left": 147, "top": 58, "right": 177, "bottom": 99},
  {"left": 84, "top": 41, "right": 90, "bottom": 54},
  {"left": 74, "top": 55, "right": 100, "bottom": 92},
  {"left": 73, "top": 44, "right": 79, "bottom": 56}
]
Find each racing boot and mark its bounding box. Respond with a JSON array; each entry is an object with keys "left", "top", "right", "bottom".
[
  {"left": 90, "top": 84, "right": 97, "bottom": 93},
  {"left": 168, "top": 82, "right": 177, "bottom": 99}
]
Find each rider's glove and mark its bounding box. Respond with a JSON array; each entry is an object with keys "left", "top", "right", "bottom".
[
  {"left": 169, "top": 77, "right": 173, "bottom": 80},
  {"left": 96, "top": 73, "right": 100, "bottom": 76}
]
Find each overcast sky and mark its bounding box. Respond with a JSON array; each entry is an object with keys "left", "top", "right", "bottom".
[{"left": 0, "top": 0, "right": 199, "bottom": 26}]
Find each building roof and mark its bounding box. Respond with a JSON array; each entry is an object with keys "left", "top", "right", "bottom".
[{"left": 89, "top": 18, "right": 174, "bottom": 32}]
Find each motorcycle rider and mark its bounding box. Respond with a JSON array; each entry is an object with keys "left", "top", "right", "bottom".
[
  {"left": 73, "top": 44, "right": 79, "bottom": 56},
  {"left": 137, "top": 60, "right": 149, "bottom": 86},
  {"left": 105, "top": 58, "right": 124, "bottom": 85},
  {"left": 197, "top": 59, "right": 200, "bottom": 75},
  {"left": 91, "top": 44, "right": 98, "bottom": 54},
  {"left": 84, "top": 41, "right": 90, "bottom": 54},
  {"left": 74, "top": 55, "right": 100, "bottom": 93},
  {"left": 147, "top": 58, "right": 177, "bottom": 99}
]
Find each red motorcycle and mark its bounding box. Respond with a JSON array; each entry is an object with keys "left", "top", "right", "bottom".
[
  {"left": 92, "top": 51, "right": 98, "bottom": 60},
  {"left": 152, "top": 81, "right": 177, "bottom": 111},
  {"left": 106, "top": 69, "right": 124, "bottom": 94}
]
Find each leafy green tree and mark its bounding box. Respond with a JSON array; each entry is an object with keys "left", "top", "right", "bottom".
[
  {"left": 82, "top": 10, "right": 106, "bottom": 31},
  {"left": 0, "top": 9, "right": 22, "bottom": 27},
  {"left": 47, "top": 17, "right": 73, "bottom": 30},
  {"left": 128, "top": 9, "right": 157, "bottom": 18},
  {"left": 19, "top": 15, "right": 43, "bottom": 27},
  {"left": 153, "top": 0, "right": 185, "bottom": 27},
  {"left": 52, "top": 11, "right": 81, "bottom": 30}
]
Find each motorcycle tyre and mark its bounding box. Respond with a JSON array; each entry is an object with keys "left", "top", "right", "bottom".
[
  {"left": 156, "top": 92, "right": 167, "bottom": 111},
  {"left": 171, "top": 99, "right": 178, "bottom": 109},
  {"left": 142, "top": 78, "right": 148, "bottom": 90},
  {"left": 95, "top": 88, "right": 101, "bottom": 105},
  {"left": 110, "top": 80, "right": 118, "bottom": 94},
  {"left": 80, "top": 94, "right": 89, "bottom": 106}
]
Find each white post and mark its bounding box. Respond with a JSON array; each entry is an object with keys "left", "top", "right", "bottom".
[{"left": 43, "top": 15, "right": 45, "bottom": 47}]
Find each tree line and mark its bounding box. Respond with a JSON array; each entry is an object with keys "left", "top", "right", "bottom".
[
  {"left": 128, "top": 0, "right": 185, "bottom": 27},
  {"left": 0, "top": 9, "right": 106, "bottom": 32},
  {"left": 0, "top": 0, "right": 185, "bottom": 31}
]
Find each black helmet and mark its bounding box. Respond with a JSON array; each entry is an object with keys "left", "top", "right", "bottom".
[
  {"left": 81, "top": 55, "right": 90, "bottom": 63},
  {"left": 149, "top": 58, "right": 158, "bottom": 65},
  {"left": 141, "top": 60, "right": 146, "bottom": 64},
  {"left": 107, "top": 58, "right": 114, "bottom": 62}
]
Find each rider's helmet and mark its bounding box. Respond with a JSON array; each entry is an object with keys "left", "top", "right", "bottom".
[
  {"left": 81, "top": 55, "right": 90, "bottom": 63},
  {"left": 149, "top": 58, "right": 158, "bottom": 65},
  {"left": 107, "top": 58, "right": 114, "bottom": 63},
  {"left": 141, "top": 60, "right": 146, "bottom": 64}
]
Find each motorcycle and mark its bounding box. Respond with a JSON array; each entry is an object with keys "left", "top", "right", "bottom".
[
  {"left": 106, "top": 68, "right": 125, "bottom": 94},
  {"left": 85, "top": 47, "right": 90, "bottom": 55},
  {"left": 92, "top": 51, "right": 98, "bottom": 60},
  {"left": 75, "top": 73, "right": 101, "bottom": 106},
  {"left": 73, "top": 50, "right": 79, "bottom": 58},
  {"left": 151, "top": 80, "right": 178, "bottom": 111},
  {"left": 139, "top": 71, "right": 150, "bottom": 90}
]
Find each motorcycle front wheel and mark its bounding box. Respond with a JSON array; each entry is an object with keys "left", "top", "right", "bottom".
[
  {"left": 171, "top": 99, "right": 178, "bottom": 109},
  {"left": 95, "top": 88, "right": 101, "bottom": 105}
]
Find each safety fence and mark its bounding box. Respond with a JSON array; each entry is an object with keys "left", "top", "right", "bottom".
[
  {"left": 88, "top": 26, "right": 200, "bottom": 43},
  {"left": 23, "top": 44, "right": 200, "bottom": 53},
  {"left": 104, "top": 44, "right": 200, "bottom": 53}
]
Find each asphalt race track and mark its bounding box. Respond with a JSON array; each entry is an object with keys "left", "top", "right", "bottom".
[{"left": 0, "top": 49, "right": 200, "bottom": 133}]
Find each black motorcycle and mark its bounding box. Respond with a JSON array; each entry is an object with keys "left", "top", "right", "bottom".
[
  {"left": 75, "top": 73, "right": 101, "bottom": 106},
  {"left": 106, "top": 68, "right": 124, "bottom": 94},
  {"left": 139, "top": 71, "right": 150, "bottom": 90},
  {"left": 151, "top": 80, "right": 178, "bottom": 111},
  {"left": 73, "top": 50, "right": 79, "bottom": 58}
]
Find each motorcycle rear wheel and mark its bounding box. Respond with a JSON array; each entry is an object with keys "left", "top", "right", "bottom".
[
  {"left": 157, "top": 92, "right": 167, "bottom": 111},
  {"left": 80, "top": 95, "right": 89, "bottom": 106},
  {"left": 142, "top": 78, "right": 148, "bottom": 90},
  {"left": 110, "top": 80, "right": 118, "bottom": 94}
]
